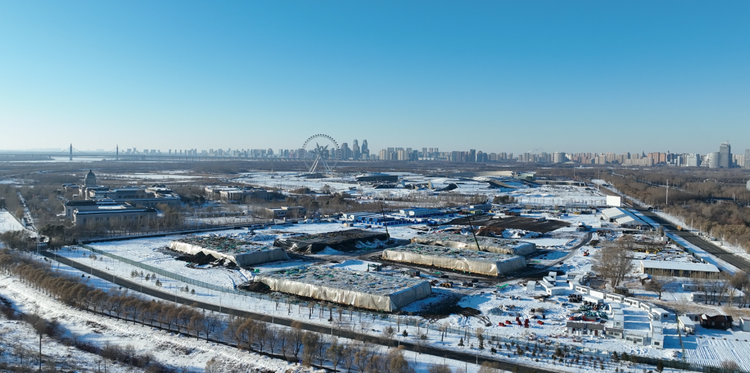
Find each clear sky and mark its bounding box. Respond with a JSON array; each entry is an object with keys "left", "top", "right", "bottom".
[{"left": 1, "top": 1, "right": 748, "bottom": 155}]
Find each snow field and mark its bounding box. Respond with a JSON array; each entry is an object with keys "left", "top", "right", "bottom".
[
  {"left": 0, "top": 273, "right": 308, "bottom": 373},
  {"left": 0, "top": 210, "right": 25, "bottom": 234}
]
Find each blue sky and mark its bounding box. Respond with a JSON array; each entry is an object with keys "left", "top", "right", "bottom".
[{"left": 1, "top": 1, "right": 748, "bottom": 155}]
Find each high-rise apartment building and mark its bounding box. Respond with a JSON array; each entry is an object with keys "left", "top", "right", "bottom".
[
  {"left": 686, "top": 154, "right": 701, "bottom": 167},
  {"left": 361, "top": 140, "right": 369, "bottom": 159},
  {"left": 719, "top": 142, "right": 731, "bottom": 168},
  {"left": 340, "top": 143, "right": 351, "bottom": 160},
  {"left": 352, "top": 140, "right": 360, "bottom": 160}
]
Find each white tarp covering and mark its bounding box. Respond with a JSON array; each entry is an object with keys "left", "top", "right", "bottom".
[
  {"left": 412, "top": 232, "right": 536, "bottom": 255},
  {"left": 169, "top": 241, "right": 288, "bottom": 266},
  {"left": 255, "top": 266, "right": 431, "bottom": 312},
  {"left": 382, "top": 244, "right": 526, "bottom": 276}
]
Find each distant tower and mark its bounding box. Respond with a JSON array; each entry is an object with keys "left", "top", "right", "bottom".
[
  {"left": 352, "top": 139, "right": 360, "bottom": 160},
  {"left": 116, "top": 144, "right": 119, "bottom": 161},
  {"left": 708, "top": 152, "right": 720, "bottom": 168},
  {"left": 340, "top": 142, "right": 351, "bottom": 160},
  {"left": 84, "top": 170, "right": 97, "bottom": 187},
  {"left": 553, "top": 152, "right": 566, "bottom": 163},
  {"left": 719, "top": 142, "right": 732, "bottom": 168},
  {"left": 361, "top": 139, "right": 369, "bottom": 159},
  {"left": 69, "top": 143, "right": 73, "bottom": 161}
]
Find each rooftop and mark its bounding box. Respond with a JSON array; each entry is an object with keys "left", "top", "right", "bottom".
[
  {"left": 175, "top": 235, "right": 275, "bottom": 254},
  {"left": 640, "top": 259, "right": 719, "bottom": 272},
  {"left": 258, "top": 265, "right": 427, "bottom": 296},
  {"left": 388, "top": 243, "right": 519, "bottom": 261}
]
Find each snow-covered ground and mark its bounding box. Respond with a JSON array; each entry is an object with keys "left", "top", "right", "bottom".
[
  {"left": 0, "top": 210, "right": 27, "bottom": 248},
  {"left": 0, "top": 258, "right": 685, "bottom": 373},
  {"left": 233, "top": 172, "right": 611, "bottom": 208},
  {"left": 509, "top": 185, "right": 606, "bottom": 206},
  {"left": 53, "top": 216, "right": 692, "bottom": 369},
  {"left": 0, "top": 271, "right": 311, "bottom": 373},
  {"left": 0, "top": 210, "right": 24, "bottom": 234},
  {"left": 5, "top": 178, "right": 747, "bottom": 372}
]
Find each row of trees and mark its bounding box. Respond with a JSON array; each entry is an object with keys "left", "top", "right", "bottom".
[
  {"left": 665, "top": 203, "right": 750, "bottom": 252},
  {"left": 604, "top": 170, "right": 750, "bottom": 251},
  {"left": 0, "top": 249, "right": 424, "bottom": 372},
  {"left": 0, "top": 287, "right": 171, "bottom": 372}
]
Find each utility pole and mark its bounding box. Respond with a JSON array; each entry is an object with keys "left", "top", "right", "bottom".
[
  {"left": 666, "top": 179, "right": 669, "bottom": 207},
  {"left": 467, "top": 215, "right": 481, "bottom": 252},
  {"left": 380, "top": 202, "right": 390, "bottom": 239}
]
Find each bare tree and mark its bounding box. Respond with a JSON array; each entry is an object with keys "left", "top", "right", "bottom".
[
  {"left": 721, "top": 360, "right": 740, "bottom": 370},
  {"left": 694, "top": 277, "right": 711, "bottom": 304},
  {"left": 730, "top": 272, "right": 750, "bottom": 307},
  {"left": 203, "top": 315, "right": 222, "bottom": 339},
  {"left": 265, "top": 325, "right": 278, "bottom": 355},
  {"left": 386, "top": 347, "right": 415, "bottom": 373},
  {"left": 478, "top": 361, "right": 501, "bottom": 373},
  {"left": 383, "top": 326, "right": 396, "bottom": 339},
  {"left": 316, "top": 335, "right": 329, "bottom": 367},
  {"left": 278, "top": 329, "right": 292, "bottom": 359},
  {"left": 439, "top": 322, "right": 449, "bottom": 342},
  {"left": 239, "top": 318, "right": 257, "bottom": 351},
  {"left": 342, "top": 344, "right": 358, "bottom": 372},
  {"left": 476, "top": 327, "right": 485, "bottom": 350},
  {"left": 365, "top": 354, "right": 383, "bottom": 373},
  {"left": 327, "top": 338, "right": 346, "bottom": 372},
  {"left": 188, "top": 312, "right": 206, "bottom": 339},
  {"left": 205, "top": 358, "right": 222, "bottom": 373},
  {"left": 592, "top": 238, "right": 635, "bottom": 288},
  {"left": 291, "top": 321, "right": 304, "bottom": 361},
  {"left": 253, "top": 321, "right": 269, "bottom": 352},
  {"left": 355, "top": 344, "right": 374, "bottom": 373},
  {"left": 302, "top": 331, "right": 321, "bottom": 366},
  {"left": 428, "top": 364, "right": 452, "bottom": 373},
  {"left": 645, "top": 277, "right": 669, "bottom": 300}
]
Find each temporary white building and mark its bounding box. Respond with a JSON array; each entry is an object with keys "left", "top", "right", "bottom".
[
  {"left": 170, "top": 236, "right": 288, "bottom": 266},
  {"left": 411, "top": 232, "right": 536, "bottom": 255},
  {"left": 382, "top": 244, "right": 526, "bottom": 276},
  {"left": 255, "top": 266, "right": 431, "bottom": 312}
]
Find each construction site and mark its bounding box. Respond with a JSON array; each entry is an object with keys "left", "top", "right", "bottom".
[
  {"left": 411, "top": 232, "right": 536, "bottom": 255},
  {"left": 272, "top": 229, "right": 390, "bottom": 253},
  {"left": 381, "top": 243, "right": 527, "bottom": 276},
  {"left": 169, "top": 235, "right": 288, "bottom": 266},
  {"left": 253, "top": 265, "right": 432, "bottom": 312},
  {"left": 448, "top": 214, "right": 570, "bottom": 234}
]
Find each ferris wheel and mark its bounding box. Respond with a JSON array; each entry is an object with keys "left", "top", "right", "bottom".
[{"left": 301, "top": 134, "right": 340, "bottom": 174}]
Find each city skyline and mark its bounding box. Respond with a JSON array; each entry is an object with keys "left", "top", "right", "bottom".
[
  {"left": 1, "top": 2, "right": 749, "bottom": 153},
  {"left": 7, "top": 139, "right": 749, "bottom": 169}
]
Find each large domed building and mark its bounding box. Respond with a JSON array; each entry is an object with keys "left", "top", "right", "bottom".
[{"left": 84, "top": 170, "right": 97, "bottom": 188}]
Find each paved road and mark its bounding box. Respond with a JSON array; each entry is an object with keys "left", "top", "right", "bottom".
[
  {"left": 596, "top": 183, "right": 750, "bottom": 274},
  {"left": 636, "top": 208, "right": 750, "bottom": 274},
  {"left": 43, "top": 251, "right": 557, "bottom": 373}
]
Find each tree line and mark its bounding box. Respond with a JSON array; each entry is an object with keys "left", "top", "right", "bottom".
[{"left": 0, "top": 249, "right": 430, "bottom": 373}]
